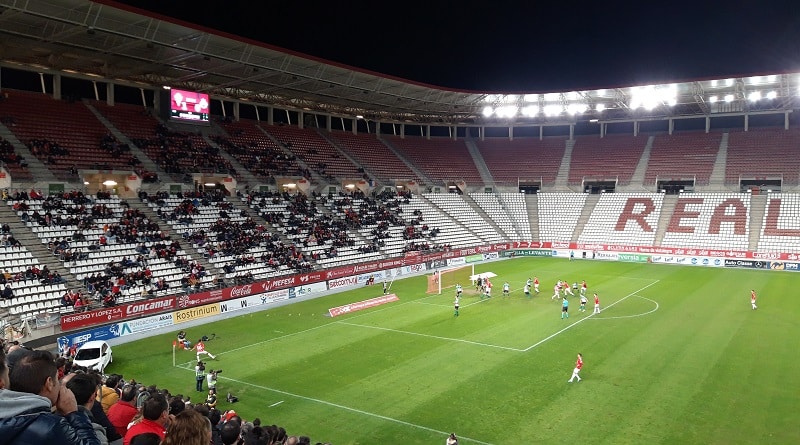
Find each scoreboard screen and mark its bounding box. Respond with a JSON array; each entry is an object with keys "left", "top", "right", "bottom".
[{"left": 169, "top": 88, "right": 210, "bottom": 123}]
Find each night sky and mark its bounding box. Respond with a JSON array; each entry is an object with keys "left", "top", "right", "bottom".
[{"left": 118, "top": 0, "right": 800, "bottom": 93}]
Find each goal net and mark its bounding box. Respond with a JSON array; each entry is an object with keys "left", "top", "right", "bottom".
[{"left": 427, "top": 265, "right": 473, "bottom": 294}]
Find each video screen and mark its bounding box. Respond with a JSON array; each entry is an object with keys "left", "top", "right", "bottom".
[{"left": 169, "top": 88, "right": 210, "bottom": 123}]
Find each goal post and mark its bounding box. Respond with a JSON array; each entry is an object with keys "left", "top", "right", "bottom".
[{"left": 427, "top": 264, "right": 474, "bottom": 294}]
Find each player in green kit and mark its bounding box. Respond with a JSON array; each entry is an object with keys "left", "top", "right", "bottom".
[
  {"left": 502, "top": 281, "right": 510, "bottom": 296},
  {"left": 561, "top": 296, "right": 569, "bottom": 319}
]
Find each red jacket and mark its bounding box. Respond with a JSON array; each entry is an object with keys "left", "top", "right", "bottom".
[{"left": 107, "top": 399, "right": 137, "bottom": 437}]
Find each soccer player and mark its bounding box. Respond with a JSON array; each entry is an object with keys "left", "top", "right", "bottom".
[
  {"left": 526, "top": 277, "right": 532, "bottom": 288},
  {"left": 382, "top": 280, "right": 388, "bottom": 295},
  {"left": 580, "top": 293, "right": 587, "bottom": 312},
  {"left": 193, "top": 338, "right": 217, "bottom": 361},
  {"left": 523, "top": 283, "right": 531, "bottom": 298},
  {"left": 552, "top": 284, "right": 561, "bottom": 301},
  {"left": 483, "top": 279, "right": 492, "bottom": 299},
  {"left": 453, "top": 295, "right": 460, "bottom": 317},
  {"left": 561, "top": 296, "right": 569, "bottom": 319},
  {"left": 580, "top": 280, "right": 587, "bottom": 297},
  {"left": 564, "top": 280, "right": 575, "bottom": 296},
  {"left": 568, "top": 353, "right": 583, "bottom": 382},
  {"left": 593, "top": 293, "right": 601, "bottom": 314},
  {"left": 750, "top": 289, "right": 758, "bottom": 310},
  {"left": 503, "top": 281, "right": 510, "bottom": 296},
  {"left": 455, "top": 283, "right": 462, "bottom": 297},
  {"left": 533, "top": 276, "right": 540, "bottom": 294}
]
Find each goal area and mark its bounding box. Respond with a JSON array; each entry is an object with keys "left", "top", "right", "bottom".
[{"left": 427, "top": 265, "right": 474, "bottom": 294}]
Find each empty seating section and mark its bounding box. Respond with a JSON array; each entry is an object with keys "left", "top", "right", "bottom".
[
  {"left": 661, "top": 193, "right": 750, "bottom": 250},
  {"left": 569, "top": 135, "right": 646, "bottom": 185},
  {"left": 469, "top": 193, "right": 522, "bottom": 239},
  {"left": 264, "top": 125, "right": 361, "bottom": 180},
  {"left": 725, "top": 128, "right": 800, "bottom": 186},
  {"left": 0, "top": 90, "right": 135, "bottom": 179},
  {"left": 394, "top": 196, "right": 483, "bottom": 252},
  {"left": 213, "top": 118, "right": 306, "bottom": 181},
  {"left": 497, "top": 193, "right": 533, "bottom": 240},
  {"left": 476, "top": 137, "right": 566, "bottom": 186},
  {"left": 0, "top": 230, "right": 64, "bottom": 319},
  {"left": 757, "top": 193, "right": 800, "bottom": 252},
  {"left": 387, "top": 136, "right": 483, "bottom": 183},
  {"left": 537, "top": 193, "right": 586, "bottom": 242},
  {"left": 8, "top": 192, "right": 194, "bottom": 316},
  {"left": 424, "top": 194, "right": 504, "bottom": 244},
  {"left": 326, "top": 130, "right": 419, "bottom": 182},
  {"left": 644, "top": 132, "right": 721, "bottom": 186},
  {"left": 578, "top": 193, "right": 664, "bottom": 246}
]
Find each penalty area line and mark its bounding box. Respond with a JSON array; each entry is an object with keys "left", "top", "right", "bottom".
[
  {"left": 337, "top": 321, "right": 524, "bottom": 352},
  {"left": 521, "top": 280, "right": 660, "bottom": 352}
]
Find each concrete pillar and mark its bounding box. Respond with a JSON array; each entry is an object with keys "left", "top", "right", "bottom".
[
  {"left": 52, "top": 73, "right": 62, "bottom": 100},
  {"left": 106, "top": 82, "right": 115, "bottom": 106},
  {"left": 233, "top": 102, "right": 240, "bottom": 122}
]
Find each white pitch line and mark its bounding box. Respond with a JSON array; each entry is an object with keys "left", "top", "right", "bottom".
[
  {"left": 589, "top": 295, "right": 660, "bottom": 320},
  {"left": 336, "top": 321, "right": 524, "bottom": 352},
  {"left": 269, "top": 400, "right": 284, "bottom": 407},
  {"left": 213, "top": 374, "right": 495, "bottom": 445},
  {"left": 521, "top": 280, "right": 660, "bottom": 352}
]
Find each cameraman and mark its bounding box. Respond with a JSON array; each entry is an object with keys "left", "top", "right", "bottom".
[
  {"left": 194, "top": 361, "right": 206, "bottom": 392},
  {"left": 206, "top": 369, "right": 221, "bottom": 392}
]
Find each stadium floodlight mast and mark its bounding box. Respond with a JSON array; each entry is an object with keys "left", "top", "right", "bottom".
[{"left": 748, "top": 91, "right": 762, "bottom": 102}]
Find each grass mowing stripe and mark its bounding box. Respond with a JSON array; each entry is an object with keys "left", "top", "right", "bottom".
[
  {"left": 336, "top": 321, "right": 525, "bottom": 352},
  {"left": 213, "top": 374, "right": 496, "bottom": 445},
  {"left": 521, "top": 280, "right": 660, "bottom": 352}
]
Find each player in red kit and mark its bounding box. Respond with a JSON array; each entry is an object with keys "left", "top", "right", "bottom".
[
  {"left": 568, "top": 353, "right": 583, "bottom": 382},
  {"left": 593, "top": 293, "right": 600, "bottom": 314},
  {"left": 750, "top": 289, "right": 757, "bottom": 310}
]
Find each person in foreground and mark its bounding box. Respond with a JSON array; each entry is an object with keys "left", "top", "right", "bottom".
[{"left": 0, "top": 348, "right": 101, "bottom": 445}]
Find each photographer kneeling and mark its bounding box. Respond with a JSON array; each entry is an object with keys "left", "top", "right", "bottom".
[{"left": 206, "top": 369, "right": 221, "bottom": 392}]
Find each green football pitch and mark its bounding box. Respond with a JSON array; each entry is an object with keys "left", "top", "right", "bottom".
[{"left": 111, "top": 257, "right": 800, "bottom": 444}]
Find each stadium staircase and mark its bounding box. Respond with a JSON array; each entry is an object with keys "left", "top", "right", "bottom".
[
  {"left": 201, "top": 132, "right": 259, "bottom": 188},
  {"left": 748, "top": 194, "right": 767, "bottom": 251},
  {"left": 255, "top": 125, "right": 326, "bottom": 186},
  {"left": 461, "top": 193, "right": 511, "bottom": 239},
  {"left": 703, "top": 132, "right": 729, "bottom": 191},
  {"left": 653, "top": 194, "right": 679, "bottom": 246},
  {"left": 626, "top": 135, "right": 655, "bottom": 191},
  {"left": 552, "top": 139, "right": 575, "bottom": 191},
  {"left": 571, "top": 193, "right": 600, "bottom": 240},
  {"left": 524, "top": 194, "right": 539, "bottom": 241},
  {"left": 314, "top": 129, "right": 384, "bottom": 186},
  {"left": 127, "top": 199, "right": 216, "bottom": 274},
  {"left": 463, "top": 139, "right": 495, "bottom": 189},
  {"left": 83, "top": 101, "right": 164, "bottom": 179},
  {"left": 417, "top": 194, "right": 487, "bottom": 242},
  {"left": 0, "top": 122, "right": 57, "bottom": 183},
  {"left": 378, "top": 137, "right": 437, "bottom": 188}
]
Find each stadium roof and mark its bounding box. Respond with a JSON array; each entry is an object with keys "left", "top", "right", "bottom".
[{"left": 0, "top": 0, "right": 798, "bottom": 127}]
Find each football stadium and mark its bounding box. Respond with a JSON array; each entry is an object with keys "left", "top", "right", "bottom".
[{"left": 0, "top": 1, "right": 799, "bottom": 444}]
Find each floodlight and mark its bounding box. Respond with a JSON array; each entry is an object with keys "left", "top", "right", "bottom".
[
  {"left": 566, "top": 91, "right": 580, "bottom": 101},
  {"left": 345, "top": 184, "right": 355, "bottom": 189},
  {"left": 482, "top": 106, "right": 494, "bottom": 117},
  {"left": 521, "top": 105, "right": 538, "bottom": 117},
  {"left": 495, "top": 106, "right": 518, "bottom": 118},
  {"left": 749, "top": 76, "right": 763, "bottom": 85},
  {"left": 356, "top": 115, "right": 364, "bottom": 119},
  {"left": 285, "top": 183, "right": 296, "bottom": 188},
  {"left": 726, "top": 79, "right": 734, "bottom": 86},
  {"left": 204, "top": 183, "right": 215, "bottom": 187},
  {"left": 567, "top": 103, "right": 585, "bottom": 115},
  {"left": 724, "top": 94, "right": 735, "bottom": 103},
  {"left": 767, "top": 75, "right": 777, "bottom": 82},
  {"left": 766, "top": 91, "right": 777, "bottom": 99},
  {"left": 503, "top": 94, "right": 517, "bottom": 103},
  {"left": 596, "top": 103, "right": 606, "bottom": 112},
  {"left": 667, "top": 98, "right": 677, "bottom": 106},
  {"left": 543, "top": 93, "right": 560, "bottom": 102},
  {"left": 710, "top": 79, "right": 718, "bottom": 87},
  {"left": 708, "top": 95, "right": 718, "bottom": 103},
  {"left": 102, "top": 180, "right": 117, "bottom": 186},
  {"left": 596, "top": 89, "right": 607, "bottom": 97},
  {"left": 523, "top": 94, "right": 539, "bottom": 103},
  {"left": 544, "top": 104, "right": 561, "bottom": 116},
  {"left": 748, "top": 91, "right": 761, "bottom": 102},
  {"left": 83, "top": 181, "right": 90, "bottom": 185}
]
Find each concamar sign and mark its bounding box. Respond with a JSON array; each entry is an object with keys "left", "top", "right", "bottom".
[{"left": 61, "top": 296, "right": 177, "bottom": 330}]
